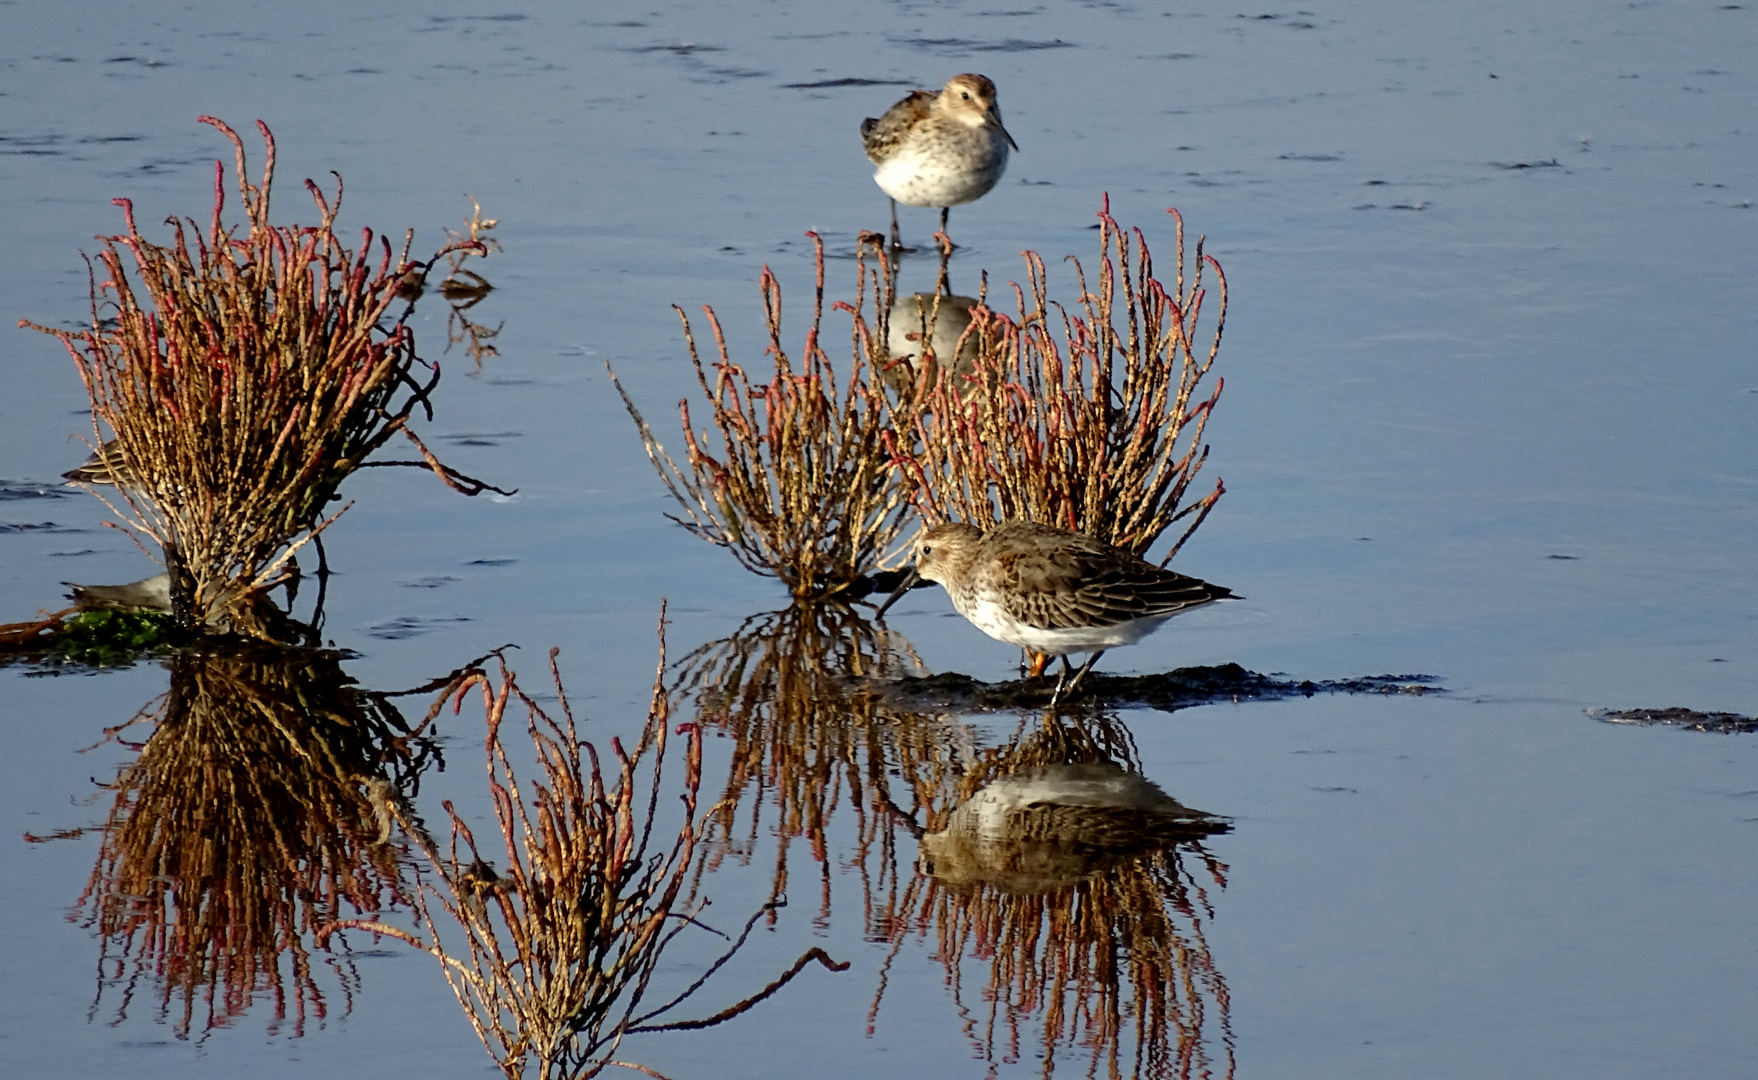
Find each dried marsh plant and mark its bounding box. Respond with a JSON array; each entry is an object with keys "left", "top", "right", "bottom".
[
  {"left": 333, "top": 626, "right": 847, "bottom": 1080},
  {"left": 893, "top": 199, "right": 1228, "bottom": 561},
  {"left": 65, "top": 645, "right": 441, "bottom": 1038},
  {"left": 613, "top": 233, "right": 915, "bottom": 600},
  {"left": 21, "top": 117, "right": 503, "bottom": 637}
]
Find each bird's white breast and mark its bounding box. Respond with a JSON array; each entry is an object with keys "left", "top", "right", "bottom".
[
  {"left": 872, "top": 125, "right": 1010, "bottom": 208},
  {"left": 958, "top": 596, "right": 1172, "bottom": 654}
]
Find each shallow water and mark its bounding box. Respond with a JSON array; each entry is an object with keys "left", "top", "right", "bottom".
[{"left": 3, "top": 1, "right": 1756, "bottom": 1077}]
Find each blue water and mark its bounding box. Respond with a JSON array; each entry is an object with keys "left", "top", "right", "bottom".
[{"left": 2, "top": 1, "right": 1755, "bottom": 1077}]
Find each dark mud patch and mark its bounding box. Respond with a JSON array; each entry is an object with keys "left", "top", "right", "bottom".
[
  {"left": 627, "top": 42, "right": 725, "bottom": 55},
  {"left": 871, "top": 662, "right": 1440, "bottom": 713},
  {"left": 782, "top": 78, "right": 912, "bottom": 89},
  {"left": 366, "top": 615, "right": 473, "bottom": 640},
  {"left": 1594, "top": 707, "right": 1758, "bottom": 734},
  {"left": 891, "top": 36, "right": 1076, "bottom": 53},
  {"left": 437, "top": 430, "right": 522, "bottom": 447}
]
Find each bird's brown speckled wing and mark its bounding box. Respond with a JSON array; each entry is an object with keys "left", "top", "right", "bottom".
[
  {"left": 861, "top": 89, "right": 935, "bottom": 163},
  {"left": 984, "top": 525, "right": 1233, "bottom": 630},
  {"left": 62, "top": 439, "right": 125, "bottom": 485}
]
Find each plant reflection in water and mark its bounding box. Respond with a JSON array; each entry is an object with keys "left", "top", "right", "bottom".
[
  {"left": 677, "top": 602, "right": 1235, "bottom": 1078},
  {"left": 330, "top": 614, "right": 848, "bottom": 1080},
  {"left": 49, "top": 618, "right": 847, "bottom": 1076},
  {"left": 674, "top": 601, "right": 931, "bottom": 927},
  {"left": 63, "top": 644, "right": 450, "bottom": 1038}
]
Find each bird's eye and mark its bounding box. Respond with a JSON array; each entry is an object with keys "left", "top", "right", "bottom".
[
  {"left": 960, "top": 92, "right": 971, "bottom": 100},
  {"left": 920, "top": 545, "right": 933, "bottom": 558}
]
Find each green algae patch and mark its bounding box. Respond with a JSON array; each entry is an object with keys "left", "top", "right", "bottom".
[{"left": 0, "top": 608, "right": 179, "bottom": 671}]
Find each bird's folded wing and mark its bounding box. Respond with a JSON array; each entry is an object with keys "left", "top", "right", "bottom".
[
  {"left": 1001, "top": 549, "right": 1227, "bottom": 629},
  {"left": 1071, "top": 568, "right": 1231, "bottom": 624},
  {"left": 861, "top": 90, "right": 934, "bottom": 162}
]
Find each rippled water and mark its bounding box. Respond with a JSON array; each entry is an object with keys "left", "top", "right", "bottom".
[{"left": 3, "top": 1, "right": 1756, "bottom": 1077}]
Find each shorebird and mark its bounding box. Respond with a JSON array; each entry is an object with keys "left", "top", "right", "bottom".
[
  {"left": 861, "top": 73, "right": 1017, "bottom": 251},
  {"left": 62, "top": 439, "right": 131, "bottom": 487},
  {"left": 876, "top": 521, "right": 1236, "bottom": 697},
  {"left": 64, "top": 573, "right": 173, "bottom": 613}
]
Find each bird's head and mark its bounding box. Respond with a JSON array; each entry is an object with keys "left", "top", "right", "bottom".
[
  {"left": 941, "top": 73, "right": 1019, "bottom": 150},
  {"left": 911, "top": 522, "right": 985, "bottom": 584}
]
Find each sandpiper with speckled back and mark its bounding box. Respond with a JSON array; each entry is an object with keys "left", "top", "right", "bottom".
[
  {"left": 861, "top": 73, "right": 1017, "bottom": 250},
  {"left": 876, "top": 521, "right": 1236, "bottom": 697}
]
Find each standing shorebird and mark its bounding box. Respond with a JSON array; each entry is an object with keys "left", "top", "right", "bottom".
[
  {"left": 876, "top": 521, "right": 1236, "bottom": 697},
  {"left": 861, "top": 73, "right": 1017, "bottom": 251}
]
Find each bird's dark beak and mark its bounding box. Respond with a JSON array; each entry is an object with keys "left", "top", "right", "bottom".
[
  {"left": 990, "top": 105, "right": 1019, "bottom": 151},
  {"left": 874, "top": 566, "right": 921, "bottom": 618}
]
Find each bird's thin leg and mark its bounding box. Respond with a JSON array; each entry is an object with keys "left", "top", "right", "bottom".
[
  {"left": 890, "top": 199, "right": 902, "bottom": 253},
  {"left": 1064, "top": 650, "right": 1106, "bottom": 696},
  {"left": 938, "top": 206, "right": 959, "bottom": 251},
  {"left": 1049, "top": 655, "right": 1078, "bottom": 707}
]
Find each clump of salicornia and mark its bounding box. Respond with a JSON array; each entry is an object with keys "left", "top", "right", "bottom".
[
  {"left": 614, "top": 232, "right": 918, "bottom": 600},
  {"left": 23, "top": 117, "right": 501, "bottom": 637},
  {"left": 890, "top": 198, "right": 1228, "bottom": 563}
]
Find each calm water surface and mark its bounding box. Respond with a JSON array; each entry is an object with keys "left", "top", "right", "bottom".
[{"left": 2, "top": 1, "right": 1755, "bottom": 1077}]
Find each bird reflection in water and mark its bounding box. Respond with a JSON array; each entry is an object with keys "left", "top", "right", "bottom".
[
  {"left": 881, "top": 712, "right": 1236, "bottom": 1080},
  {"left": 883, "top": 292, "right": 982, "bottom": 400},
  {"left": 62, "top": 645, "right": 448, "bottom": 1037},
  {"left": 916, "top": 760, "right": 1227, "bottom": 891},
  {"left": 674, "top": 604, "right": 1236, "bottom": 1077}
]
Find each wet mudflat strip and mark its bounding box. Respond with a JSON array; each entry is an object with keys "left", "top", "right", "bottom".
[{"left": 874, "top": 663, "right": 1439, "bottom": 713}]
